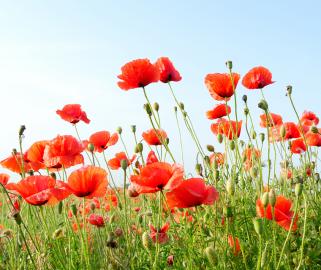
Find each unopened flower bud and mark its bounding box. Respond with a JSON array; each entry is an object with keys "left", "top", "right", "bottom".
[
  {"left": 253, "top": 218, "right": 263, "bottom": 235},
  {"left": 142, "top": 232, "right": 153, "bottom": 250},
  {"left": 269, "top": 189, "right": 276, "bottom": 207},
  {"left": 258, "top": 100, "right": 268, "bottom": 111},
  {"left": 135, "top": 143, "right": 143, "bottom": 153},
  {"left": 131, "top": 125, "right": 136, "bottom": 133},
  {"left": 183, "top": 111, "right": 187, "bottom": 118},
  {"left": 204, "top": 156, "right": 210, "bottom": 166},
  {"left": 116, "top": 127, "right": 122, "bottom": 134},
  {"left": 144, "top": 104, "right": 152, "bottom": 116},
  {"left": 120, "top": 159, "right": 128, "bottom": 171},
  {"left": 217, "top": 134, "right": 223, "bottom": 143},
  {"left": 251, "top": 130, "right": 257, "bottom": 139},
  {"left": 195, "top": 163, "right": 203, "bottom": 176},
  {"left": 295, "top": 183, "right": 303, "bottom": 197},
  {"left": 261, "top": 192, "right": 269, "bottom": 208},
  {"left": 153, "top": 102, "right": 159, "bottom": 112},
  {"left": 230, "top": 140, "right": 235, "bottom": 151},
  {"left": 259, "top": 133, "right": 265, "bottom": 143},
  {"left": 87, "top": 143, "right": 95, "bottom": 152},
  {"left": 310, "top": 126, "right": 319, "bottom": 134},
  {"left": 206, "top": 145, "right": 215, "bottom": 152},
  {"left": 242, "top": 95, "right": 248, "bottom": 103},
  {"left": 19, "top": 125, "right": 26, "bottom": 136},
  {"left": 286, "top": 85, "right": 292, "bottom": 95},
  {"left": 204, "top": 246, "right": 217, "bottom": 266},
  {"left": 280, "top": 125, "right": 286, "bottom": 138},
  {"left": 225, "top": 60, "right": 233, "bottom": 70},
  {"left": 179, "top": 102, "right": 184, "bottom": 110},
  {"left": 52, "top": 228, "right": 64, "bottom": 239}
]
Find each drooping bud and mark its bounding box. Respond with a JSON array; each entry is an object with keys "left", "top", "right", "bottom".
[
  {"left": 217, "top": 134, "right": 223, "bottom": 144},
  {"left": 261, "top": 192, "right": 269, "bottom": 208},
  {"left": 280, "top": 125, "right": 286, "bottom": 138},
  {"left": 224, "top": 206, "right": 233, "bottom": 218},
  {"left": 114, "top": 227, "right": 123, "bottom": 237},
  {"left": 19, "top": 125, "right": 26, "bottom": 136},
  {"left": 259, "top": 133, "right": 265, "bottom": 143},
  {"left": 310, "top": 126, "right": 319, "bottom": 134},
  {"left": 174, "top": 106, "right": 178, "bottom": 112},
  {"left": 179, "top": 102, "right": 185, "bottom": 110},
  {"left": 253, "top": 218, "right": 263, "bottom": 235},
  {"left": 153, "top": 102, "right": 159, "bottom": 112},
  {"left": 258, "top": 100, "right": 268, "bottom": 111},
  {"left": 251, "top": 130, "right": 257, "bottom": 139},
  {"left": 131, "top": 125, "right": 136, "bottom": 133},
  {"left": 204, "top": 156, "right": 210, "bottom": 166},
  {"left": 206, "top": 145, "right": 215, "bottom": 152},
  {"left": 225, "top": 60, "right": 233, "bottom": 70},
  {"left": 286, "top": 85, "right": 292, "bottom": 95},
  {"left": 242, "top": 95, "right": 248, "bottom": 103},
  {"left": 116, "top": 126, "right": 122, "bottom": 134},
  {"left": 195, "top": 164, "right": 203, "bottom": 176},
  {"left": 269, "top": 189, "right": 276, "bottom": 207},
  {"left": 12, "top": 210, "right": 22, "bottom": 225},
  {"left": 144, "top": 103, "right": 152, "bottom": 116},
  {"left": 295, "top": 183, "right": 303, "bottom": 197},
  {"left": 107, "top": 232, "right": 117, "bottom": 248}
]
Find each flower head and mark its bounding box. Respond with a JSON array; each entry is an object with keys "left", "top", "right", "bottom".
[
  {"left": 155, "top": 57, "right": 182, "bottom": 83},
  {"left": 56, "top": 104, "right": 90, "bottom": 124},
  {"left": 205, "top": 73, "right": 240, "bottom": 100},
  {"left": 242, "top": 66, "right": 274, "bottom": 89}
]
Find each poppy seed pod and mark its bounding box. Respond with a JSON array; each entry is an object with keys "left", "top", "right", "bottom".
[
  {"left": 261, "top": 192, "right": 269, "bottom": 208},
  {"left": 225, "top": 60, "right": 233, "bottom": 70},
  {"left": 258, "top": 100, "right": 269, "bottom": 111},
  {"left": 206, "top": 145, "right": 215, "bottom": 152},
  {"left": 253, "top": 218, "right": 263, "bottom": 235},
  {"left": 286, "top": 85, "right": 292, "bottom": 95},
  {"left": 153, "top": 102, "right": 159, "bottom": 112},
  {"left": 142, "top": 231, "right": 153, "bottom": 250},
  {"left": 116, "top": 126, "right": 122, "bottom": 134},
  {"left": 269, "top": 189, "right": 276, "bottom": 207},
  {"left": 204, "top": 246, "right": 217, "bottom": 266},
  {"left": 242, "top": 95, "right": 248, "bottom": 103},
  {"left": 131, "top": 125, "right": 136, "bottom": 133},
  {"left": 120, "top": 159, "right": 128, "bottom": 171},
  {"left": 18, "top": 125, "right": 26, "bottom": 136}
]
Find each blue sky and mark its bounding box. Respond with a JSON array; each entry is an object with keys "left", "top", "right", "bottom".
[{"left": 1, "top": 1, "right": 320, "bottom": 182}]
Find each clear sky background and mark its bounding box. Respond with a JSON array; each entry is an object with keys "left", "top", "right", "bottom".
[{"left": 1, "top": 1, "right": 320, "bottom": 183}]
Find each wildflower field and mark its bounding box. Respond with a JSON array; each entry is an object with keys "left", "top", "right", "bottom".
[{"left": 0, "top": 57, "right": 321, "bottom": 270}]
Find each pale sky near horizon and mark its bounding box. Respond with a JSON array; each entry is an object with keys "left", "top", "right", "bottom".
[{"left": 1, "top": 1, "right": 321, "bottom": 183}]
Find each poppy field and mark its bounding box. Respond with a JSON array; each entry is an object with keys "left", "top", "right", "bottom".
[{"left": 1, "top": 57, "right": 321, "bottom": 269}]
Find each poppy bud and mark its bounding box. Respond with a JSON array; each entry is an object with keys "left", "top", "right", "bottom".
[
  {"left": 179, "top": 102, "right": 184, "bottom": 110},
  {"left": 225, "top": 60, "right": 233, "bottom": 70},
  {"left": 52, "top": 228, "right": 64, "bottom": 239},
  {"left": 87, "top": 143, "right": 95, "bottom": 152},
  {"left": 253, "top": 218, "right": 263, "bottom": 235},
  {"left": 204, "top": 246, "right": 217, "bottom": 266},
  {"left": 279, "top": 125, "right": 286, "bottom": 138},
  {"left": 286, "top": 85, "right": 292, "bottom": 95},
  {"left": 251, "top": 130, "right": 257, "bottom": 139},
  {"left": 242, "top": 95, "right": 248, "bottom": 103},
  {"left": 258, "top": 100, "right": 268, "bottom": 111},
  {"left": 174, "top": 106, "right": 178, "bottom": 112},
  {"left": 244, "top": 108, "right": 249, "bottom": 115},
  {"left": 229, "top": 140, "right": 235, "bottom": 151},
  {"left": 226, "top": 179, "right": 234, "bottom": 196},
  {"left": 18, "top": 125, "right": 26, "bottom": 136},
  {"left": 12, "top": 210, "right": 22, "bottom": 225},
  {"left": 217, "top": 134, "right": 223, "bottom": 143},
  {"left": 195, "top": 163, "right": 203, "bottom": 176},
  {"left": 114, "top": 227, "right": 123, "bottom": 237},
  {"left": 295, "top": 183, "right": 303, "bottom": 197},
  {"left": 135, "top": 143, "right": 143, "bottom": 153},
  {"left": 269, "top": 189, "right": 276, "bottom": 207},
  {"left": 142, "top": 232, "right": 153, "bottom": 250},
  {"left": 259, "top": 133, "right": 265, "bottom": 143},
  {"left": 71, "top": 204, "right": 77, "bottom": 216},
  {"left": 117, "top": 126, "right": 122, "bottom": 134},
  {"left": 153, "top": 102, "right": 159, "bottom": 112},
  {"left": 131, "top": 125, "right": 136, "bottom": 133},
  {"left": 58, "top": 201, "right": 63, "bottom": 214},
  {"left": 165, "top": 138, "right": 170, "bottom": 145},
  {"left": 120, "top": 159, "right": 128, "bottom": 171},
  {"left": 206, "top": 145, "right": 215, "bottom": 152},
  {"left": 183, "top": 111, "right": 187, "bottom": 118},
  {"left": 261, "top": 192, "right": 269, "bottom": 208},
  {"left": 310, "top": 126, "right": 319, "bottom": 134},
  {"left": 50, "top": 172, "right": 56, "bottom": 180}
]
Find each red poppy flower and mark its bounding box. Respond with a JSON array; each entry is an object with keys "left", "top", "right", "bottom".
[
  {"left": 209, "top": 152, "right": 225, "bottom": 166},
  {"left": 0, "top": 152, "right": 32, "bottom": 174},
  {"left": 56, "top": 104, "right": 90, "bottom": 124},
  {"left": 300, "top": 111, "right": 319, "bottom": 126},
  {"left": 269, "top": 122, "right": 300, "bottom": 141},
  {"left": 228, "top": 235, "right": 241, "bottom": 256},
  {"left": 256, "top": 195, "right": 298, "bottom": 231},
  {"left": 305, "top": 132, "right": 321, "bottom": 147},
  {"left": 117, "top": 58, "right": 160, "bottom": 90},
  {"left": 166, "top": 178, "right": 219, "bottom": 208},
  {"left": 107, "top": 152, "right": 136, "bottom": 170},
  {"left": 88, "top": 214, "right": 105, "bottom": 227},
  {"left": 149, "top": 222, "right": 170, "bottom": 244},
  {"left": 205, "top": 73, "right": 240, "bottom": 100},
  {"left": 242, "top": 66, "right": 274, "bottom": 89},
  {"left": 88, "top": 131, "right": 118, "bottom": 153},
  {"left": 211, "top": 118, "right": 242, "bottom": 140},
  {"left": 26, "top": 140, "right": 49, "bottom": 171},
  {"left": 6, "top": 175, "right": 71, "bottom": 206},
  {"left": 260, "top": 113, "right": 283, "bottom": 128},
  {"left": 206, "top": 104, "right": 231, "bottom": 120},
  {"left": 0, "top": 173, "right": 9, "bottom": 186},
  {"left": 130, "top": 162, "right": 184, "bottom": 194},
  {"left": 146, "top": 150, "right": 159, "bottom": 165},
  {"left": 67, "top": 166, "right": 107, "bottom": 199},
  {"left": 43, "top": 135, "right": 84, "bottom": 169},
  {"left": 142, "top": 129, "right": 168, "bottom": 146},
  {"left": 155, "top": 57, "right": 182, "bottom": 83},
  {"left": 291, "top": 138, "right": 307, "bottom": 154}
]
